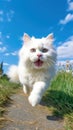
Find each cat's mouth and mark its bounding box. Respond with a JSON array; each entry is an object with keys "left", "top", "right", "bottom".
[{"left": 34, "top": 59, "right": 43, "bottom": 67}]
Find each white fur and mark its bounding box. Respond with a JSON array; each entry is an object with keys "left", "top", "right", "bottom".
[
  {"left": 7, "top": 65, "right": 19, "bottom": 83},
  {"left": 7, "top": 33, "right": 57, "bottom": 107}
]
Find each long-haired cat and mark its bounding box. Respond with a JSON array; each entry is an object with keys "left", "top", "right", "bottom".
[{"left": 7, "top": 33, "right": 57, "bottom": 107}]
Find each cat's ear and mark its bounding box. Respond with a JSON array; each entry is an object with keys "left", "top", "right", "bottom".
[
  {"left": 46, "top": 33, "right": 54, "bottom": 41},
  {"left": 23, "top": 33, "right": 31, "bottom": 43}
]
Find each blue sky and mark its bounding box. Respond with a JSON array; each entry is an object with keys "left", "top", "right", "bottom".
[{"left": 0, "top": 0, "right": 73, "bottom": 73}]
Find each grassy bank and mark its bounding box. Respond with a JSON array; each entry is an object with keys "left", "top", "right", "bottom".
[
  {"left": 43, "top": 71, "right": 73, "bottom": 130},
  {"left": 0, "top": 76, "right": 20, "bottom": 127}
]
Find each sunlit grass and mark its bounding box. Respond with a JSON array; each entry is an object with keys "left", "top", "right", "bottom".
[
  {"left": 43, "top": 71, "right": 73, "bottom": 130},
  {"left": 0, "top": 76, "right": 21, "bottom": 126}
]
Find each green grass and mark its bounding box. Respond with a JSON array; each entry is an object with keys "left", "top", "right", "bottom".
[
  {"left": 43, "top": 71, "right": 73, "bottom": 130},
  {"left": 0, "top": 76, "right": 21, "bottom": 126}
]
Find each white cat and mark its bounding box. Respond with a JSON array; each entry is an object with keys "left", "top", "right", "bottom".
[{"left": 7, "top": 33, "right": 57, "bottom": 107}]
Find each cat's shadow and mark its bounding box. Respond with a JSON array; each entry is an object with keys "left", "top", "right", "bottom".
[
  {"left": 40, "top": 90, "right": 73, "bottom": 121},
  {"left": 46, "top": 115, "right": 62, "bottom": 121}
]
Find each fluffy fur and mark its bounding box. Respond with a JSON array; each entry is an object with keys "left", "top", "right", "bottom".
[{"left": 7, "top": 33, "right": 57, "bottom": 107}]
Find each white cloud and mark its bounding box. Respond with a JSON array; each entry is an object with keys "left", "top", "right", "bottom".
[
  {"left": 0, "top": 41, "right": 3, "bottom": 45},
  {"left": 0, "top": 32, "right": 10, "bottom": 46},
  {"left": 0, "top": 10, "right": 3, "bottom": 15},
  {"left": 11, "top": 51, "right": 18, "bottom": 56},
  {"left": 59, "top": 13, "right": 73, "bottom": 24},
  {"left": 0, "top": 47, "right": 7, "bottom": 52},
  {"left": 0, "top": 10, "right": 14, "bottom": 22},
  {"left": 67, "top": 0, "right": 73, "bottom": 11},
  {"left": 5, "top": 51, "right": 18, "bottom": 56},
  {"left": 5, "top": 53, "right": 10, "bottom": 56},
  {"left": 3, "top": 62, "right": 9, "bottom": 66},
  {"left": 6, "top": 35, "right": 10, "bottom": 39},
  {"left": 57, "top": 36, "right": 73, "bottom": 59},
  {"left": 6, "top": 10, "right": 14, "bottom": 22},
  {"left": 67, "top": 35, "right": 73, "bottom": 40}
]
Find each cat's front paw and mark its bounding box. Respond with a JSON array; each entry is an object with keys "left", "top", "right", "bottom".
[{"left": 28, "top": 94, "right": 41, "bottom": 107}]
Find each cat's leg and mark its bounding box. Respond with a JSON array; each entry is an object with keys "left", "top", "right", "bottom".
[
  {"left": 23, "top": 85, "right": 29, "bottom": 94},
  {"left": 28, "top": 81, "right": 48, "bottom": 106}
]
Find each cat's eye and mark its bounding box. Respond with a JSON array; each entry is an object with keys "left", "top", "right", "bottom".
[
  {"left": 30, "top": 48, "right": 36, "bottom": 52},
  {"left": 41, "top": 48, "right": 48, "bottom": 53}
]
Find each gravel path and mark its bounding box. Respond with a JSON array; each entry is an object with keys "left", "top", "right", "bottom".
[{"left": 2, "top": 90, "right": 65, "bottom": 130}]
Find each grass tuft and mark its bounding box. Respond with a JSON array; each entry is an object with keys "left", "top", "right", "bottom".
[
  {"left": 0, "top": 76, "right": 21, "bottom": 127},
  {"left": 43, "top": 71, "right": 73, "bottom": 129}
]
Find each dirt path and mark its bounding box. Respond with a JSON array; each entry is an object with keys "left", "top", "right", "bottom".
[{"left": 2, "top": 89, "right": 65, "bottom": 130}]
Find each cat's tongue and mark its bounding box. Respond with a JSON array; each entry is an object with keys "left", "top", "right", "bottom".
[{"left": 34, "top": 59, "right": 43, "bottom": 67}]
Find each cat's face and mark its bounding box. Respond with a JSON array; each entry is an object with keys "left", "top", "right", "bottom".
[{"left": 19, "top": 33, "right": 57, "bottom": 70}]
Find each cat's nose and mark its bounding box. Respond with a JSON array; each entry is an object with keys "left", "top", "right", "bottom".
[{"left": 37, "top": 54, "right": 42, "bottom": 58}]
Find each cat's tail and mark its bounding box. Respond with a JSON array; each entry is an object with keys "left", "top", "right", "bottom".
[{"left": 7, "top": 65, "right": 19, "bottom": 83}]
